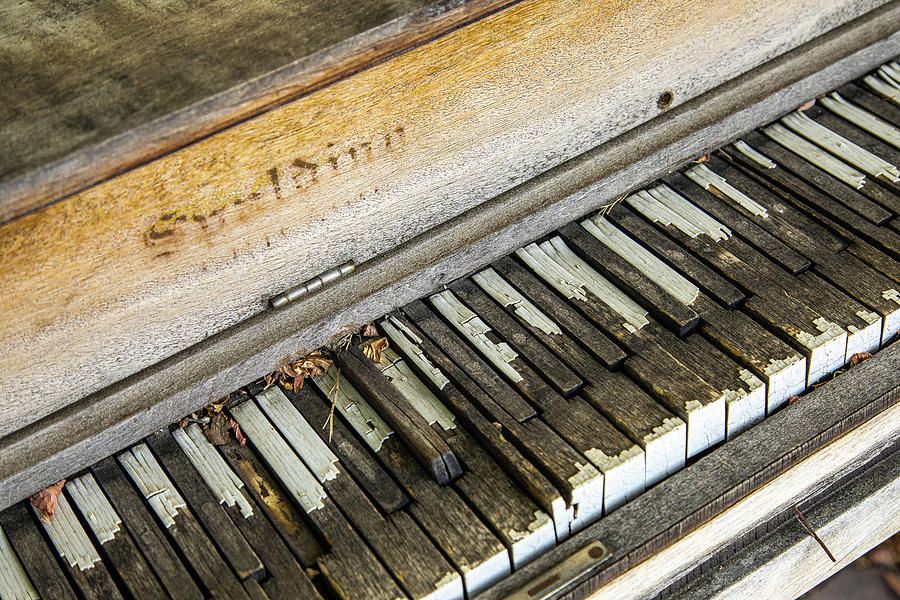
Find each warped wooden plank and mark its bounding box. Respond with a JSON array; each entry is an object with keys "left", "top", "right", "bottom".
[{"left": 0, "top": 0, "right": 885, "bottom": 439}]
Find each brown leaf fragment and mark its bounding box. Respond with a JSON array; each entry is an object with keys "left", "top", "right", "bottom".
[
  {"left": 30, "top": 480, "right": 65, "bottom": 522},
  {"left": 884, "top": 571, "right": 900, "bottom": 599},
  {"left": 230, "top": 418, "right": 247, "bottom": 446},
  {"left": 695, "top": 153, "right": 710, "bottom": 163},
  {"left": 798, "top": 99, "right": 816, "bottom": 111},
  {"left": 363, "top": 322, "right": 379, "bottom": 337},
  {"left": 265, "top": 350, "right": 333, "bottom": 392},
  {"left": 788, "top": 395, "right": 802, "bottom": 405},
  {"left": 205, "top": 412, "right": 231, "bottom": 446},
  {"left": 850, "top": 352, "right": 872, "bottom": 366},
  {"left": 362, "top": 337, "right": 389, "bottom": 363}
]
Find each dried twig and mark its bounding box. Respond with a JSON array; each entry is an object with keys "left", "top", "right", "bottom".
[
  {"left": 595, "top": 194, "right": 627, "bottom": 221},
  {"left": 323, "top": 368, "right": 341, "bottom": 442},
  {"left": 794, "top": 505, "right": 836, "bottom": 562}
]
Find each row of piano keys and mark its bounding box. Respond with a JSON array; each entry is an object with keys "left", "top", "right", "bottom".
[{"left": 1, "top": 61, "right": 899, "bottom": 600}]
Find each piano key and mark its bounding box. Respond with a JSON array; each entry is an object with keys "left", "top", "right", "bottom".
[
  {"left": 559, "top": 221, "right": 700, "bottom": 336},
  {"left": 780, "top": 110, "right": 900, "bottom": 185},
  {"left": 435, "top": 284, "right": 645, "bottom": 513},
  {"left": 146, "top": 430, "right": 265, "bottom": 581},
  {"left": 379, "top": 347, "right": 459, "bottom": 431},
  {"left": 244, "top": 579, "right": 270, "bottom": 600},
  {"left": 283, "top": 383, "right": 409, "bottom": 514},
  {"left": 863, "top": 63, "right": 900, "bottom": 106},
  {"left": 92, "top": 457, "right": 204, "bottom": 600},
  {"left": 243, "top": 390, "right": 465, "bottom": 600},
  {"left": 0, "top": 504, "right": 77, "bottom": 600},
  {"left": 174, "top": 424, "right": 254, "bottom": 517},
  {"left": 604, "top": 205, "right": 746, "bottom": 307},
  {"left": 216, "top": 430, "right": 401, "bottom": 599},
  {"left": 835, "top": 82, "right": 900, "bottom": 130},
  {"left": 337, "top": 345, "right": 462, "bottom": 485},
  {"left": 382, "top": 311, "right": 573, "bottom": 541},
  {"left": 691, "top": 295, "right": 806, "bottom": 412},
  {"left": 403, "top": 300, "right": 605, "bottom": 537},
  {"left": 312, "top": 366, "right": 395, "bottom": 452},
  {"left": 66, "top": 474, "right": 168, "bottom": 599},
  {"left": 472, "top": 262, "right": 686, "bottom": 486},
  {"left": 118, "top": 444, "right": 252, "bottom": 600},
  {"left": 727, "top": 132, "right": 900, "bottom": 258},
  {"left": 664, "top": 173, "right": 812, "bottom": 274},
  {"left": 0, "top": 523, "right": 38, "bottom": 600},
  {"left": 821, "top": 91, "right": 900, "bottom": 149},
  {"left": 489, "top": 257, "right": 629, "bottom": 366},
  {"left": 35, "top": 494, "right": 124, "bottom": 600},
  {"left": 445, "top": 281, "right": 583, "bottom": 397}
]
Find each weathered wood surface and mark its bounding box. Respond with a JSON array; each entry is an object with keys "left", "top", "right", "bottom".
[
  {"left": 0, "top": 0, "right": 517, "bottom": 222},
  {"left": 0, "top": 0, "right": 887, "bottom": 441},
  {"left": 1, "top": 10, "right": 897, "bottom": 511}
]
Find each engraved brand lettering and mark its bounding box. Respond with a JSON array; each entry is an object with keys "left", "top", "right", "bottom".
[{"left": 142, "top": 125, "right": 405, "bottom": 244}]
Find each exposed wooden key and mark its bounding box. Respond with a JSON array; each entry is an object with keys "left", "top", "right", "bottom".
[{"left": 337, "top": 345, "right": 462, "bottom": 485}]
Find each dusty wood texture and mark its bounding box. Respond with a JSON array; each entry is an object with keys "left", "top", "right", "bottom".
[
  {"left": 475, "top": 341, "right": 900, "bottom": 600},
  {"left": 678, "top": 444, "right": 900, "bottom": 600},
  {"left": 2, "top": 10, "right": 898, "bottom": 512},
  {"left": 0, "top": 0, "right": 887, "bottom": 441},
  {"left": 0, "top": 0, "right": 518, "bottom": 222}
]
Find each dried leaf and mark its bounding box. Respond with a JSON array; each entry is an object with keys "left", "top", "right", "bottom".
[
  {"left": 363, "top": 322, "right": 379, "bottom": 337},
  {"left": 230, "top": 418, "right": 247, "bottom": 446},
  {"left": 265, "top": 351, "right": 333, "bottom": 392},
  {"left": 205, "top": 412, "right": 231, "bottom": 446},
  {"left": 695, "top": 153, "right": 710, "bottom": 163},
  {"left": 850, "top": 352, "right": 872, "bottom": 366},
  {"left": 362, "top": 337, "right": 389, "bottom": 363},
  {"left": 787, "top": 395, "right": 802, "bottom": 405},
  {"left": 798, "top": 99, "right": 816, "bottom": 111},
  {"left": 30, "top": 480, "right": 65, "bottom": 522},
  {"left": 883, "top": 571, "right": 900, "bottom": 599}
]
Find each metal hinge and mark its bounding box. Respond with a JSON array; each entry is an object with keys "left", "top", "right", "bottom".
[{"left": 270, "top": 260, "right": 355, "bottom": 307}]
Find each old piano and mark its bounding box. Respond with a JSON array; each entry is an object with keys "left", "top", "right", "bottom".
[{"left": 1, "top": 1, "right": 899, "bottom": 599}]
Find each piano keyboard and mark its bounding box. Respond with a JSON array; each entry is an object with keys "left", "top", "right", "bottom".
[{"left": 2, "top": 61, "right": 899, "bottom": 600}]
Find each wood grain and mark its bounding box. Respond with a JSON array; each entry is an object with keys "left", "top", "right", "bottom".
[{"left": 0, "top": 0, "right": 884, "bottom": 439}]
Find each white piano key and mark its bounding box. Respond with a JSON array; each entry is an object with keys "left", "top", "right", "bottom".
[
  {"left": 255, "top": 386, "right": 340, "bottom": 483},
  {"left": 845, "top": 309, "right": 882, "bottom": 358},
  {"left": 645, "top": 184, "right": 732, "bottom": 242},
  {"left": 230, "top": 400, "right": 327, "bottom": 513},
  {"left": 822, "top": 92, "right": 900, "bottom": 149},
  {"left": 723, "top": 370, "right": 767, "bottom": 440},
  {"left": 795, "top": 317, "right": 848, "bottom": 385},
  {"left": 863, "top": 73, "right": 900, "bottom": 105},
  {"left": 66, "top": 474, "right": 122, "bottom": 544},
  {"left": 643, "top": 416, "right": 687, "bottom": 486},
  {"left": 507, "top": 510, "right": 556, "bottom": 569},
  {"left": 517, "top": 237, "right": 649, "bottom": 333},
  {"left": 734, "top": 139, "right": 777, "bottom": 168},
  {"left": 431, "top": 290, "right": 525, "bottom": 383},
  {"left": 685, "top": 164, "right": 769, "bottom": 218},
  {"left": 581, "top": 216, "right": 700, "bottom": 306},
  {"left": 119, "top": 444, "right": 186, "bottom": 529},
  {"left": 781, "top": 111, "right": 900, "bottom": 183},
  {"left": 566, "top": 462, "right": 605, "bottom": 534},
  {"left": 0, "top": 525, "right": 38, "bottom": 600},
  {"left": 882, "top": 289, "right": 900, "bottom": 344},
  {"left": 174, "top": 424, "right": 254, "bottom": 518},
  {"left": 584, "top": 445, "right": 645, "bottom": 513},
  {"left": 382, "top": 316, "right": 450, "bottom": 390},
  {"left": 684, "top": 398, "right": 726, "bottom": 459},
  {"left": 379, "top": 348, "right": 457, "bottom": 431},
  {"left": 312, "top": 368, "right": 394, "bottom": 452},
  {"left": 472, "top": 268, "right": 562, "bottom": 335},
  {"left": 627, "top": 189, "right": 707, "bottom": 239},
  {"left": 763, "top": 354, "right": 808, "bottom": 412},
  {"left": 37, "top": 494, "right": 101, "bottom": 571},
  {"left": 763, "top": 123, "right": 867, "bottom": 188}
]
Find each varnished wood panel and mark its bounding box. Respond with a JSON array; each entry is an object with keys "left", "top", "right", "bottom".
[{"left": 0, "top": 0, "right": 885, "bottom": 438}]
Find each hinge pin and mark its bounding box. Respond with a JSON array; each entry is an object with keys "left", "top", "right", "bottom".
[{"left": 270, "top": 260, "right": 355, "bottom": 307}]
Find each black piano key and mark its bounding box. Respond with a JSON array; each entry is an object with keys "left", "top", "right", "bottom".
[
  {"left": 283, "top": 383, "right": 409, "bottom": 514},
  {"left": 0, "top": 504, "right": 78, "bottom": 600},
  {"left": 605, "top": 206, "right": 746, "bottom": 308},
  {"left": 490, "top": 255, "right": 628, "bottom": 366},
  {"left": 220, "top": 403, "right": 408, "bottom": 600},
  {"left": 337, "top": 345, "right": 461, "bottom": 485},
  {"left": 692, "top": 295, "right": 807, "bottom": 412},
  {"left": 404, "top": 299, "right": 537, "bottom": 423},
  {"left": 450, "top": 278, "right": 584, "bottom": 396},
  {"left": 382, "top": 311, "right": 573, "bottom": 539},
  {"left": 836, "top": 82, "right": 900, "bottom": 129},
  {"left": 665, "top": 172, "right": 812, "bottom": 274},
  {"left": 65, "top": 474, "right": 169, "bottom": 600},
  {"left": 146, "top": 430, "right": 265, "bottom": 581},
  {"left": 91, "top": 457, "right": 204, "bottom": 600},
  {"left": 559, "top": 221, "right": 700, "bottom": 336}
]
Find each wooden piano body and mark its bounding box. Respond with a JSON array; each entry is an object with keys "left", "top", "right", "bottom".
[{"left": 1, "top": 1, "right": 899, "bottom": 598}]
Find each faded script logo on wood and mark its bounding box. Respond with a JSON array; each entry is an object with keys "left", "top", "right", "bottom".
[{"left": 143, "top": 125, "right": 406, "bottom": 245}]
